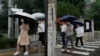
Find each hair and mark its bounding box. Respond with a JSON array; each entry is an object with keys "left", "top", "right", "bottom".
[{"left": 24, "top": 19, "right": 28, "bottom": 24}]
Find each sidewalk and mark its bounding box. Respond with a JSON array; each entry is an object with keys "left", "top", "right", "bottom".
[{"left": 0, "top": 45, "right": 43, "bottom": 56}]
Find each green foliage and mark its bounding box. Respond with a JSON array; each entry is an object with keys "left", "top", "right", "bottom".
[
  {"left": 57, "top": 1, "right": 80, "bottom": 17},
  {"left": 88, "top": 1, "right": 100, "bottom": 19},
  {"left": 0, "top": 0, "right": 8, "bottom": 30},
  {"left": 0, "top": 34, "right": 17, "bottom": 49},
  {"left": 57, "top": 0, "right": 85, "bottom": 15},
  {"left": 87, "top": 0, "right": 100, "bottom": 30},
  {"left": 14, "top": 0, "right": 44, "bottom": 13}
]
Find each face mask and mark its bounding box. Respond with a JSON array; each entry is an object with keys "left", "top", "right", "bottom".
[
  {"left": 21, "top": 19, "right": 24, "bottom": 23},
  {"left": 38, "top": 21, "right": 41, "bottom": 23}
]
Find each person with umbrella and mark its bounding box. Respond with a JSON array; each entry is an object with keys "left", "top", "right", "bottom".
[
  {"left": 73, "top": 20, "right": 84, "bottom": 48},
  {"left": 14, "top": 19, "right": 30, "bottom": 55},
  {"left": 37, "top": 19, "right": 45, "bottom": 47},
  {"left": 60, "top": 21, "right": 67, "bottom": 48},
  {"left": 60, "top": 15, "right": 76, "bottom": 53},
  {"left": 62, "top": 21, "right": 74, "bottom": 53}
]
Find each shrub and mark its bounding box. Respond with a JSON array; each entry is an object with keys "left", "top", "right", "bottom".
[{"left": 0, "top": 34, "right": 17, "bottom": 49}]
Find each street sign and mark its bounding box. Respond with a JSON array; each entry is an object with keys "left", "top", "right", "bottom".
[{"left": 84, "top": 20, "right": 92, "bottom": 32}]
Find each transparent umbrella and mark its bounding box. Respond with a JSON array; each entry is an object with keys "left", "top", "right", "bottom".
[
  {"left": 9, "top": 12, "right": 36, "bottom": 20},
  {"left": 32, "top": 12, "right": 45, "bottom": 20}
]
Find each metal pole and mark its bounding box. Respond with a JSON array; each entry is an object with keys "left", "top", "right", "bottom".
[
  {"left": 8, "top": 0, "right": 12, "bottom": 38},
  {"left": 14, "top": 4, "right": 19, "bottom": 38},
  {"left": 44, "top": 0, "right": 48, "bottom": 56}
]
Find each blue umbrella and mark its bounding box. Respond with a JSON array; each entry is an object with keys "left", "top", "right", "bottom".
[
  {"left": 72, "top": 20, "right": 84, "bottom": 26},
  {"left": 60, "top": 15, "right": 76, "bottom": 22}
]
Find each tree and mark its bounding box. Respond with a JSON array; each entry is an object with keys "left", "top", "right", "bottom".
[
  {"left": 88, "top": 0, "right": 100, "bottom": 30},
  {"left": 57, "top": 0, "right": 85, "bottom": 15},
  {"left": 57, "top": 1, "right": 80, "bottom": 17},
  {"left": 14, "top": 0, "right": 44, "bottom": 13},
  {"left": 0, "top": 0, "right": 8, "bottom": 30}
]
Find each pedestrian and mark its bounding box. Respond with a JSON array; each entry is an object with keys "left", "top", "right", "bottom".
[
  {"left": 14, "top": 19, "right": 30, "bottom": 55},
  {"left": 60, "top": 21, "right": 67, "bottom": 48},
  {"left": 62, "top": 21, "right": 74, "bottom": 53},
  {"left": 75, "top": 24, "right": 84, "bottom": 48},
  {"left": 37, "top": 19, "right": 45, "bottom": 47}
]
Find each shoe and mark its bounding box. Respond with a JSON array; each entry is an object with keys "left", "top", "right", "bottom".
[
  {"left": 70, "top": 49, "right": 74, "bottom": 53},
  {"left": 14, "top": 52, "right": 20, "bottom": 56},
  {"left": 62, "top": 50, "right": 67, "bottom": 53},
  {"left": 74, "top": 46, "right": 78, "bottom": 48},
  {"left": 42, "top": 45, "right": 45, "bottom": 48},
  {"left": 62, "top": 46, "right": 65, "bottom": 49},
  {"left": 24, "top": 51, "right": 29, "bottom": 55}
]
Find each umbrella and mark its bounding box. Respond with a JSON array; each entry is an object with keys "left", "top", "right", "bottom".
[
  {"left": 9, "top": 12, "right": 36, "bottom": 20},
  {"left": 32, "top": 12, "right": 45, "bottom": 20},
  {"left": 9, "top": 12, "right": 36, "bottom": 28},
  {"left": 60, "top": 15, "right": 76, "bottom": 22},
  {"left": 72, "top": 20, "right": 84, "bottom": 26}
]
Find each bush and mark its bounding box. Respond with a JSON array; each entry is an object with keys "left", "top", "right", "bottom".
[{"left": 0, "top": 34, "right": 17, "bottom": 49}]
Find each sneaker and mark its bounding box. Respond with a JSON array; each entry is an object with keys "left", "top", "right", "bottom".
[
  {"left": 62, "top": 50, "right": 67, "bottom": 53},
  {"left": 74, "top": 46, "right": 78, "bottom": 48},
  {"left": 70, "top": 49, "right": 74, "bottom": 53},
  {"left": 14, "top": 52, "right": 20, "bottom": 56},
  {"left": 42, "top": 45, "right": 45, "bottom": 48},
  {"left": 62, "top": 46, "right": 65, "bottom": 49},
  {"left": 24, "top": 51, "right": 29, "bottom": 55}
]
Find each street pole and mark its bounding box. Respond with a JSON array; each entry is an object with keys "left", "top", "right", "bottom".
[
  {"left": 14, "top": 4, "right": 19, "bottom": 38},
  {"left": 8, "top": 0, "right": 13, "bottom": 38},
  {"left": 44, "top": 0, "right": 48, "bottom": 56},
  {"left": 48, "top": 0, "right": 56, "bottom": 56}
]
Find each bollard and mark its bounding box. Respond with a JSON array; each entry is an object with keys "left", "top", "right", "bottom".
[{"left": 55, "top": 46, "right": 62, "bottom": 56}]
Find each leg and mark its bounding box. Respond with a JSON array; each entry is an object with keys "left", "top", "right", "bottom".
[
  {"left": 65, "top": 36, "right": 70, "bottom": 50},
  {"left": 80, "top": 37, "right": 83, "bottom": 46},
  {"left": 69, "top": 36, "right": 74, "bottom": 49},
  {"left": 69, "top": 36, "right": 74, "bottom": 52},
  {"left": 24, "top": 45, "right": 29, "bottom": 55},
  {"left": 16, "top": 44, "right": 20, "bottom": 52},
  {"left": 14, "top": 44, "right": 20, "bottom": 55},
  {"left": 38, "top": 33, "right": 41, "bottom": 41},
  {"left": 41, "top": 33, "right": 45, "bottom": 46},
  {"left": 25, "top": 45, "right": 29, "bottom": 52},
  {"left": 62, "top": 36, "right": 69, "bottom": 53},
  {"left": 22, "top": 46, "right": 26, "bottom": 52},
  {"left": 61, "top": 32, "right": 66, "bottom": 47},
  {"left": 75, "top": 37, "right": 79, "bottom": 47}
]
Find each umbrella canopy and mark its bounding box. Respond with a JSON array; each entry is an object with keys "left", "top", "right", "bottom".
[
  {"left": 60, "top": 15, "right": 76, "bottom": 22},
  {"left": 32, "top": 12, "right": 45, "bottom": 20},
  {"left": 72, "top": 20, "right": 84, "bottom": 26},
  {"left": 9, "top": 12, "right": 36, "bottom": 20}
]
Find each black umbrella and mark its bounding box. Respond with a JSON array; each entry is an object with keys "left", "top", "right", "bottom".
[
  {"left": 72, "top": 20, "right": 84, "bottom": 26},
  {"left": 60, "top": 15, "right": 76, "bottom": 22}
]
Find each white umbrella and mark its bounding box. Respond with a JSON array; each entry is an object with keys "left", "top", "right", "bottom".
[
  {"left": 32, "top": 12, "right": 45, "bottom": 20},
  {"left": 9, "top": 12, "right": 36, "bottom": 20}
]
